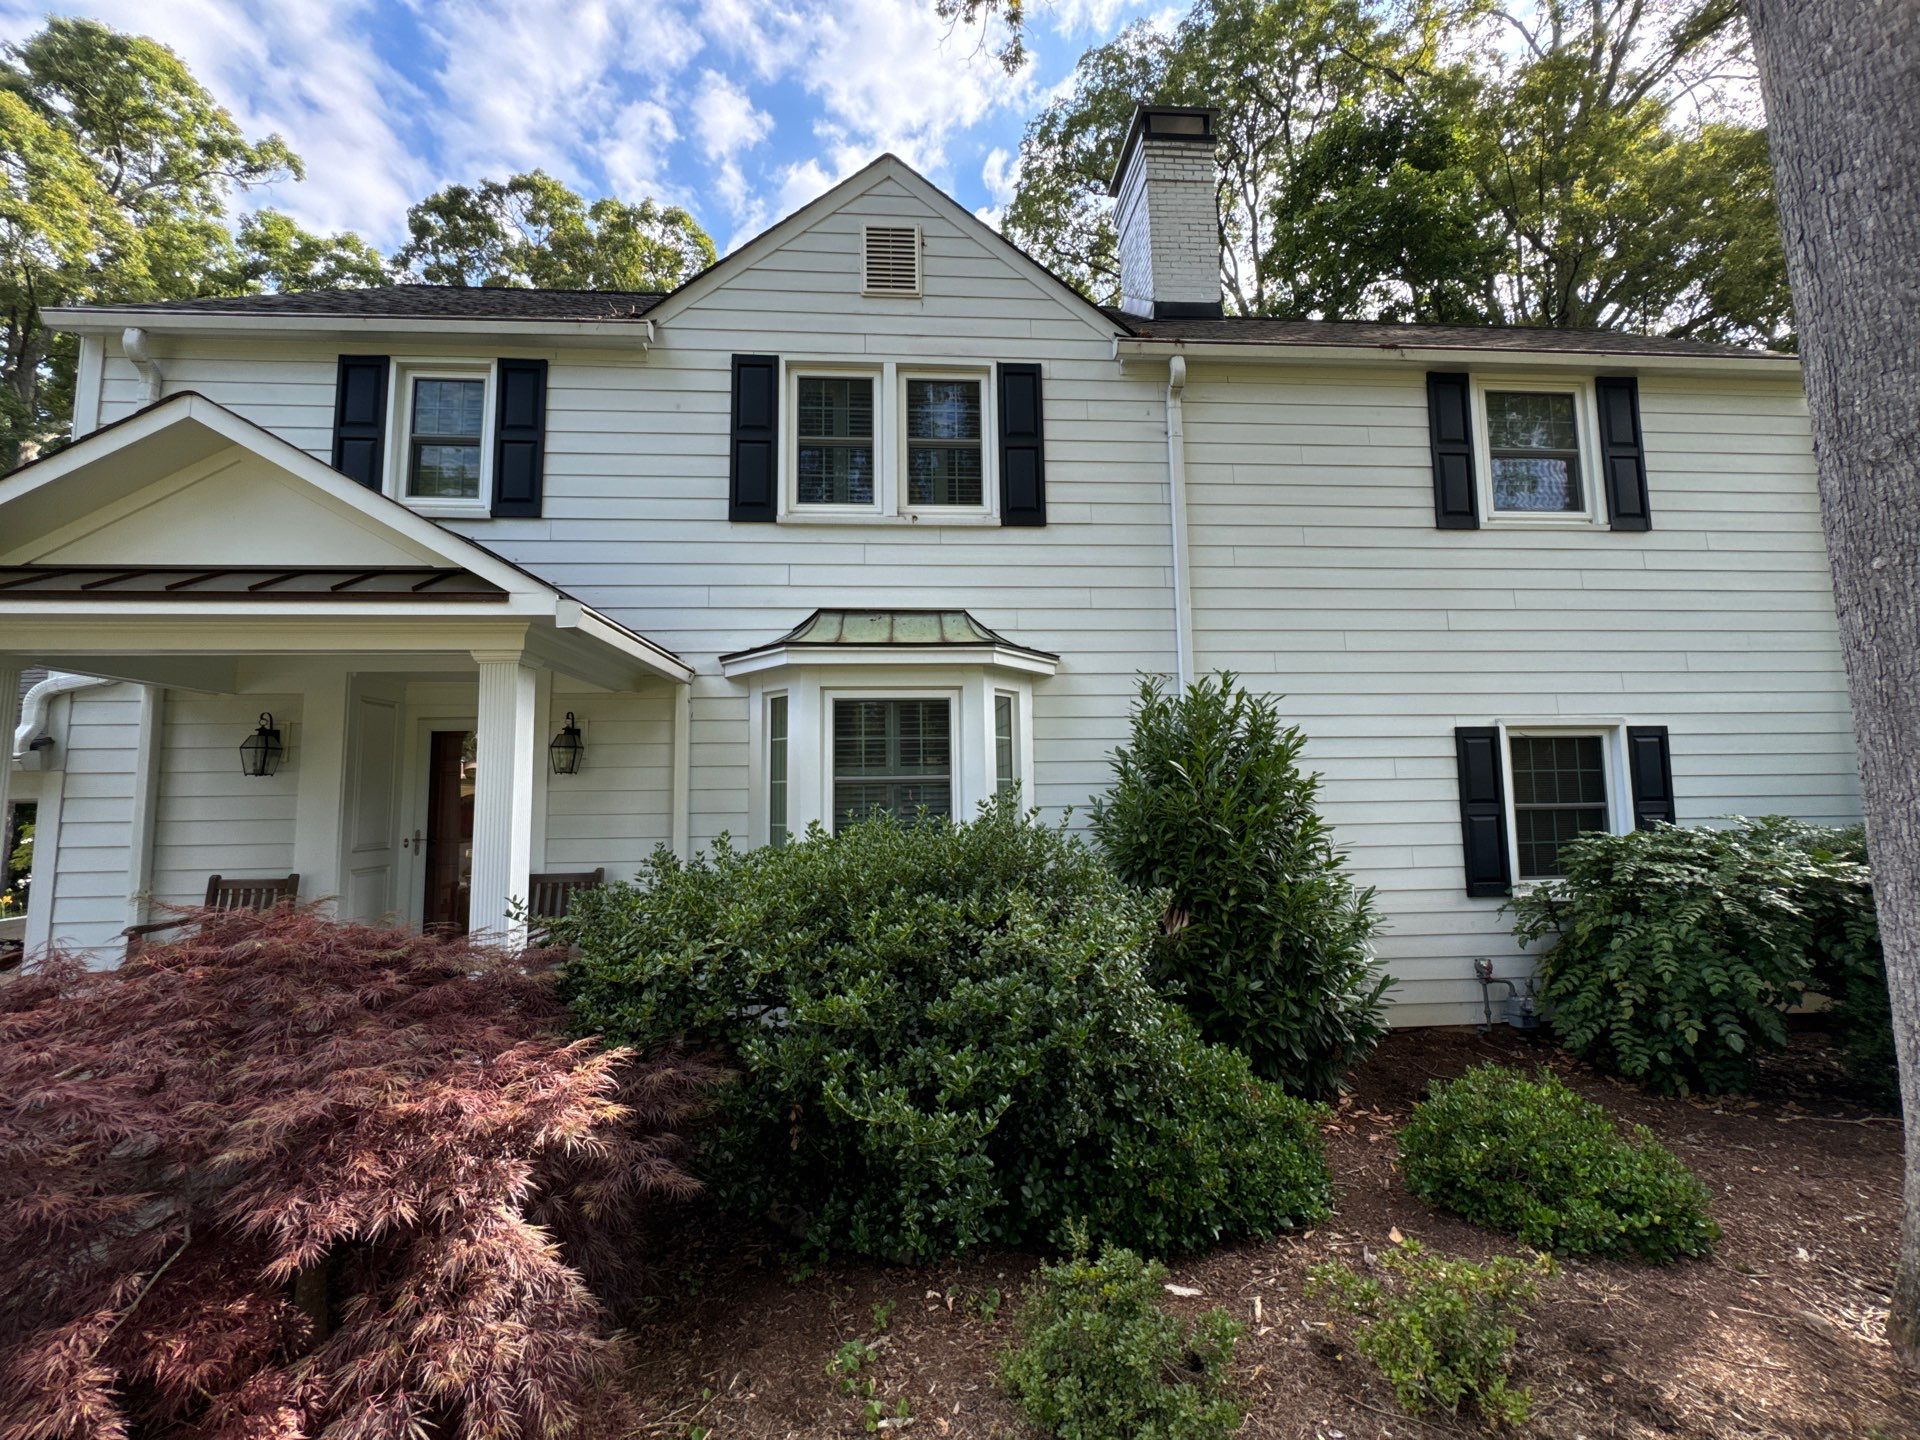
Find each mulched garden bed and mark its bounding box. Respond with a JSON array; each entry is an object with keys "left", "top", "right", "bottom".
[{"left": 624, "top": 1024, "right": 1913, "bottom": 1439}]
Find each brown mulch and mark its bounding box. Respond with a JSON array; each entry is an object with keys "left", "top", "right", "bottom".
[{"left": 623, "top": 1025, "right": 1914, "bottom": 1439}]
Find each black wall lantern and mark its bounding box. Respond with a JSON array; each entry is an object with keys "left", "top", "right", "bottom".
[
  {"left": 240, "top": 712, "right": 284, "bottom": 778},
  {"left": 549, "top": 711, "right": 585, "bottom": 775}
]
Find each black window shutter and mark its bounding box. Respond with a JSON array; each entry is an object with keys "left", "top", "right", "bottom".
[
  {"left": 1427, "top": 372, "right": 1478, "bottom": 529},
  {"left": 491, "top": 358, "right": 548, "bottom": 518},
  {"left": 1454, "top": 726, "right": 1512, "bottom": 897},
  {"left": 332, "top": 355, "right": 389, "bottom": 490},
  {"left": 729, "top": 354, "right": 779, "bottom": 522},
  {"left": 1597, "top": 376, "right": 1651, "bottom": 531},
  {"left": 1626, "top": 725, "right": 1676, "bottom": 828},
  {"left": 998, "top": 362, "right": 1046, "bottom": 527}
]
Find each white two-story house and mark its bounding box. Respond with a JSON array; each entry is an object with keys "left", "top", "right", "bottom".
[{"left": 0, "top": 106, "right": 1853, "bottom": 1024}]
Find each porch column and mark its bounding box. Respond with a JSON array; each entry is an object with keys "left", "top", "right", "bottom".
[
  {"left": 0, "top": 662, "right": 20, "bottom": 868},
  {"left": 469, "top": 652, "right": 539, "bottom": 945}
]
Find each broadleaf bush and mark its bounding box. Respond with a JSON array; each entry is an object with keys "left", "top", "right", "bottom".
[
  {"left": 1310, "top": 1240, "right": 1551, "bottom": 1427},
  {"left": 1090, "top": 674, "right": 1389, "bottom": 1098},
  {"left": 560, "top": 797, "right": 1332, "bottom": 1262},
  {"left": 1510, "top": 818, "right": 1887, "bottom": 1095},
  {"left": 1398, "top": 1065, "right": 1719, "bottom": 1263},
  {"left": 0, "top": 908, "right": 721, "bottom": 1440},
  {"left": 1002, "top": 1230, "right": 1245, "bottom": 1440}
]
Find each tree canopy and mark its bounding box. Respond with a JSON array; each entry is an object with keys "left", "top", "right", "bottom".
[
  {"left": 392, "top": 171, "right": 715, "bottom": 291},
  {"left": 1003, "top": 0, "right": 1789, "bottom": 345}
]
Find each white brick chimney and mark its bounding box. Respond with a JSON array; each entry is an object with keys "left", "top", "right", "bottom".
[{"left": 1108, "top": 104, "right": 1221, "bottom": 319}]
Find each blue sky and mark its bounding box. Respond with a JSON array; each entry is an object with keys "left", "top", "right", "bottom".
[{"left": 0, "top": 0, "right": 1172, "bottom": 257}]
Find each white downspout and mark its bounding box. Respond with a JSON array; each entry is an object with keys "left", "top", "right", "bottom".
[
  {"left": 1165, "top": 355, "right": 1195, "bottom": 688},
  {"left": 13, "top": 672, "right": 113, "bottom": 759},
  {"left": 121, "top": 326, "right": 164, "bottom": 405}
]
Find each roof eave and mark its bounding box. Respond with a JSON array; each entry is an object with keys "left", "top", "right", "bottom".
[
  {"left": 719, "top": 642, "right": 1059, "bottom": 678},
  {"left": 1111, "top": 335, "right": 1801, "bottom": 376},
  {"left": 42, "top": 308, "right": 656, "bottom": 347}
]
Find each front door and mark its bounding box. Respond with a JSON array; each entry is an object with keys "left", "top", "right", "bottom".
[{"left": 422, "top": 729, "right": 476, "bottom": 934}]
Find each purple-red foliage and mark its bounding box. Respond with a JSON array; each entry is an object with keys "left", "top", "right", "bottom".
[{"left": 0, "top": 907, "right": 721, "bottom": 1440}]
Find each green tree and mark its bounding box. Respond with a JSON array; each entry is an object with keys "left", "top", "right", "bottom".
[
  {"left": 221, "top": 209, "right": 387, "bottom": 293},
  {"left": 393, "top": 171, "right": 715, "bottom": 290},
  {"left": 0, "top": 19, "right": 376, "bottom": 466}
]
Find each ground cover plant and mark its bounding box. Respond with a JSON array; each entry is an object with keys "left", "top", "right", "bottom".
[
  {"left": 1091, "top": 673, "right": 1389, "bottom": 1098},
  {"left": 560, "top": 797, "right": 1331, "bottom": 1263},
  {"left": 1398, "top": 1065, "right": 1719, "bottom": 1263},
  {"left": 1002, "top": 1230, "right": 1245, "bottom": 1440},
  {"left": 0, "top": 907, "right": 719, "bottom": 1440},
  {"left": 1310, "top": 1240, "right": 1553, "bottom": 1427},
  {"left": 1511, "top": 818, "right": 1886, "bottom": 1095}
]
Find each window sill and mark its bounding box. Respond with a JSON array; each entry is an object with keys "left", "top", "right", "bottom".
[
  {"left": 1482, "top": 514, "right": 1606, "bottom": 530},
  {"left": 778, "top": 511, "right": 1001, "bottom": 528},
  {"left": 401, "top": 500, "right": 494, "bottom": 520}
]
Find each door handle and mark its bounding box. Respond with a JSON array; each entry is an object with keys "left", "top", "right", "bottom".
[{"left": 405, "top": 829, "right": 424, "bottom": 854}]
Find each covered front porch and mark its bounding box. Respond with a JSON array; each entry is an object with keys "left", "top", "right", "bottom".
[{"left": 0, "top": 395, "right": 690, "bottom": 954}]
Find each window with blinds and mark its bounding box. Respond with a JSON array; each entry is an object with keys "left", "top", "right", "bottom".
[
  {"left": 832, "top": 697, "right": 951, "bottom": 829},
  {"left": 862, "top": 224, "right": 921, "bottom": 295}
]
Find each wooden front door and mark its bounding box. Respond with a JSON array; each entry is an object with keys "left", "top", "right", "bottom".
[{"left": 423, "top": 729, "right": 476, "bottom": 934}]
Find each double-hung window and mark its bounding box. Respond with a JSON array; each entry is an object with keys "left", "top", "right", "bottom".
[
  {"left": 1471, "top": 379, "right": 1601, "bottom": 524},
  {"left": 394, "top": 364, "right": 494, "bottom": 512},
  {"left": 795, "top": 373, "right": 877, "bottom": 509},
  {"left": 1507, "top": 733, "right": 1612, "bottom": 879},
  {"left": 831, "top": 697, "right": 953, "bottom": 829},
  {"left": 784, "top": 362, "right": 994, "bottom": 520}
]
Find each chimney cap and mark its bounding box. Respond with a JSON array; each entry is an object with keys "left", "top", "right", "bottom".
[{"left": 1108, "top": 104, "right": 1219, "bottom": 196}]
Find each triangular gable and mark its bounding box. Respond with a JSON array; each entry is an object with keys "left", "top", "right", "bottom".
[
  {"left": 644, "top": 153, "right": 1121, "bottom": 341},
  {"left": 0, "top": 394, "right": 549, "bottom": 597}
]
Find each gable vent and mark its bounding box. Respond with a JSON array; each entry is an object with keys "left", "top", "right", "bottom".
[{"left": 862, "top": 224, "right": 922, "bottom": 295}]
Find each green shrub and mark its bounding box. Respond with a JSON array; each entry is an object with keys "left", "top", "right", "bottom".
[
  {"left": 1002, "top": 1232, "right": 1245, "bottom": 1440},
  {"left": 1309, "top": 1240, "right": 1551, "bottom": 1427},
  {"left": 1510, "top": 818, "right": 1882, "bottom": 1095},
  {"left": 1090, "top": 674, "right": 1389, "bottom": 1098},
  {"left": 1398, "top": 1065, "right": 1719, "bottom": 1263},
  {"left": 560, "top": 798, "right": 1331, "bottom": 1262},
  {"left": 1787, "top": 823, "right": 1896, "bottom": 1102}
]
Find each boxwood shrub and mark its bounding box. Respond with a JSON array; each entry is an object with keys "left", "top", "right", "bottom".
[
  {"left": 559, "top": 798, "right": 1332, "bottom": 1262},
  {"left": 1510, "top": 818, "right": 1884, "bottom": 1095},
  {"left": 1398, "top": 1065, "right": 1719, "bottom": 1263}
]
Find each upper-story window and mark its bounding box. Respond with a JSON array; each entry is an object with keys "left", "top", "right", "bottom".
[
  {"left": 785, "top": 361, "right": 995, "bottom": 521},
  {"left": 1470, "top": 377, "right": 1601, "bottom": 524},
  {"left": 392, "top": 362, "right": 495, "bottom": 514}
]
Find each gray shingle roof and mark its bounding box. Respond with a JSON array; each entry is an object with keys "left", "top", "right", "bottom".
[
  {"left": 1107, "top": 309, "right": 1794, "bottom": 361},
  {"left": 79, "top": 285, "right": 664, "bottom": 322}
]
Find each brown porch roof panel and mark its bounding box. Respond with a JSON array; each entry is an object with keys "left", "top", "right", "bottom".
[{"left": 0, "top": 565, "right": 508, "bottom": 601}]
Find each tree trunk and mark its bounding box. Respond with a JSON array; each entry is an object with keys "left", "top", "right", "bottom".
[{"left": 1746, "top": 0, "right": 1920, "bottom": 1362}]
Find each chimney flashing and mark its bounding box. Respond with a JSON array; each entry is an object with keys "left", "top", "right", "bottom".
[{"left": 1107, "top": 105, "right": 1219, "bottom": 197}]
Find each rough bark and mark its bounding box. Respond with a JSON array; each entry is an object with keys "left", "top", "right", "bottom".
[{"left": 1746, "top": 0, "right": 1920, "bottom": 1362}]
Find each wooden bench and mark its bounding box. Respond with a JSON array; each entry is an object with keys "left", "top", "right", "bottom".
[
  {"left": 528, "top": 868, "right": 604, "bottom": 923},
  {"left": 124, "top": 873, "right": 300, "bottom": 954}
]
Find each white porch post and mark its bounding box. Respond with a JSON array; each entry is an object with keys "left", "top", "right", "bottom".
[
  {"left": 0, "top": 662, "right": 21, "bottom": 867},
  {"left": 469, "top": 651, "right": 539, "bottom": 944}
]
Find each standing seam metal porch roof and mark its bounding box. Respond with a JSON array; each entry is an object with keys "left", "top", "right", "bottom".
[{"left": 719, "top": 609, "right": 1059, "bottom": 664}]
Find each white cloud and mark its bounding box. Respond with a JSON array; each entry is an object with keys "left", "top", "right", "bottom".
[
  {"left": 0, "top": 0, "right": 424, "bottom": 245},
  {"left": 692, "top": 68, "right": 773, "bottom": 220},
  {"left": 602, "top": 99, "right": 681, "bottom": 203},
  {"left": 973, "top": 144, "right": 1017, "bottom": 230}
]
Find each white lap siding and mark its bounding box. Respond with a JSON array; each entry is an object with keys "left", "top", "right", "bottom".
[
  {"left": 39, "top": 683, "right": 143, "bottom": 958},
  {"left": 150, "top": 691, "right": 301, "bottom": 908},
  {"left": 1180, "top": 362, "right": 1857, "bottom": 1024}
]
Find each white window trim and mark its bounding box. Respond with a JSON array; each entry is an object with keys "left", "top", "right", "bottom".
[
  {"left": 1496, "top": 719, "right": 1633, "bottom": 889},
  {"left": 746, "top": 665, "right": 1037, "bottom": 846},
  {"left": 1470, "top": 374, "right": 1605, "bottom": 529},
  {"left": 779, "top": 358, "right": 1001, "bottom": 526},
  {"left": 388, "top": 360, "right": 497, "bottom": 518}
]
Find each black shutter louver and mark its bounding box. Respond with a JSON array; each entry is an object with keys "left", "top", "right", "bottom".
[
  {"left": 1626, "top": 725, "right": 1676, "bottom": 828},
  {"left": 331, "top": 355, "right": 389, "bottom": 490},
  {"left": 1454, "top": 726, "right": 1512, "bottom": 897},
  {"left": 1427, "top": 371, "right": 1478, "bottom": 529},
  {"left": 1597, "top": 375, "right": 1651, "bottom": 531},
  {"left": 998, "top": 362, "right": 1046, "bottom": 527},
  {"left": 491, "top": 358, "right": 548, "bottom": 518},
  {"left": 729, "top": 354, "right": 779, "bottom": 522}
]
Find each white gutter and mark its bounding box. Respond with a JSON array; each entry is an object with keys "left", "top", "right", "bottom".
[
  {"left": 47, "top": 309, "right": 656, "bottom": 348},
  {"left": 1113, "top": 336, "right": 1800, "bottom": 379},
  {"left": 13, "top": 671, "right": 112, "bottom": 759},
  {"left": 121, "top": 327, "right": 164, "bottom": 404},
  {"left": 1164, "top": 356, "right": 1195, "bottom": 688}
]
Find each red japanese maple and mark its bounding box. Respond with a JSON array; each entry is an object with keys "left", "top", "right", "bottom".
[{"left": 0, "top": 907, "right": 719, "bottom": 1440}]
